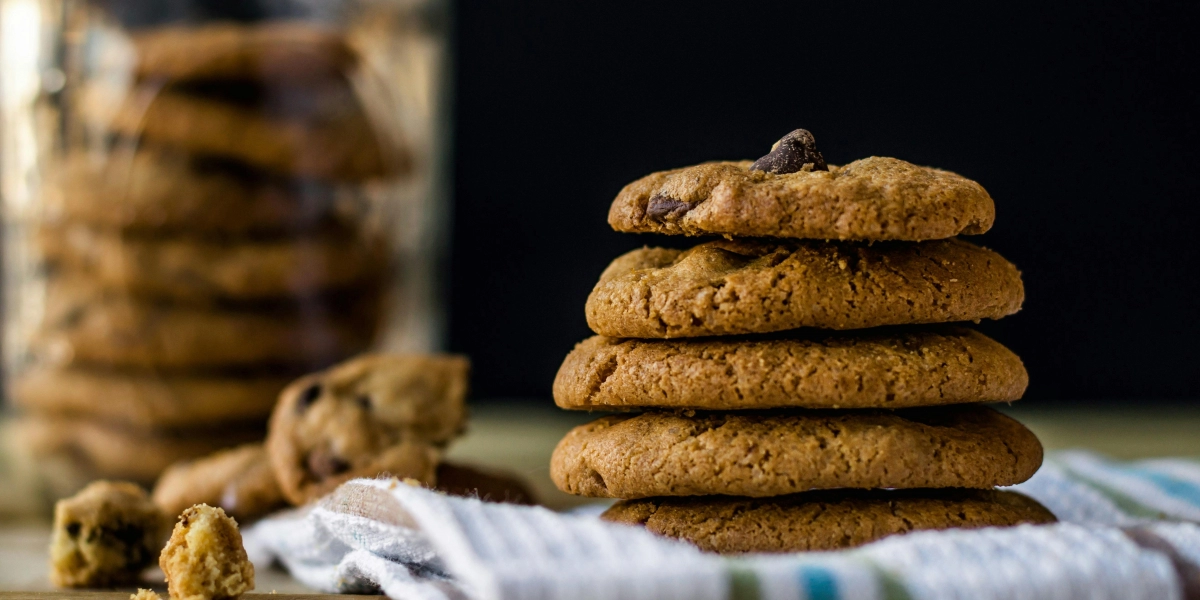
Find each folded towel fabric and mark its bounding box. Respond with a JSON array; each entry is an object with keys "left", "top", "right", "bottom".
[{"left": 244, "top": 450, "right": 1200, "bottom": 600}]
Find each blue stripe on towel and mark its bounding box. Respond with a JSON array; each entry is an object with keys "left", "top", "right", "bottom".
[
  {"left": 1122, "top": 465, "right": 1200, "bottom": 509},
  {"left": 796, "top": 566, "right": 838, "bottom": 600}
]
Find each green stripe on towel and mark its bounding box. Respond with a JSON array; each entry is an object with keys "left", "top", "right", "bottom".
[{"left": 728, "top": 563, "right": 761, "bottom": 600}]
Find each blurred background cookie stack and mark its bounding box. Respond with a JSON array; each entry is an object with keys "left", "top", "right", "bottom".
[
  {"left": 4, "top": 14, "right": 436, "bottom": 498},
  {"left": 550, "top": 130, "right": 1056, "bottom": 553}
]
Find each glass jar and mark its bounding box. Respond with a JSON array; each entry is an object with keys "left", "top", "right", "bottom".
[{"left": 0, "top": 0, "right": 450, "bottom": 505}]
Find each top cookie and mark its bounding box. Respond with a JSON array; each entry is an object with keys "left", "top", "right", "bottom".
[
  {"left": 134, "top": 21, "right": 357, "bottom": 84},
  {"left": 609, "top": 130, "right": 994, "bottom": 241}
]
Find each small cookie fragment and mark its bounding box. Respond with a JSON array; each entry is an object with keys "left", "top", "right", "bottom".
[
  {"left": 602, "top": 489, "right": 1057, "bottom": 554},
  {"left": 154, "top": 444, "right": 287, "bottom": 522},
  {"left": 131, "top": 589, "right": 163, "bottom": 600},
  {"left": 49, "top": 481, "right": 166, "bottom": 587},
  {"left": 160, "top": 505, "right": 254, "bottom": 600},
  {"left": 266, "top": 353, "right": 469, "bottom": 504}
]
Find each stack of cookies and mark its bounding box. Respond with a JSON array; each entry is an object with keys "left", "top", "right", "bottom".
[
  {"left": 550, "top": 130, "right": 1056, "bottom": 553},
  {"left": 12, "top": 22, "right": 405, "bottom": 493}
]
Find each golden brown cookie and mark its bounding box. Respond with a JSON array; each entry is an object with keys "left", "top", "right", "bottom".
[
  {"left": 609, "top": 155, "right": 994, "bottom": 241},
  {"left": 102, "top": 83, "right": 403, "bottom": 181},
  {"left": 160, "top": 504, "right": 254, "bottom": 600},
  {"left": 50, "top": 481, "right": 168, "bottom": 587},
  {"left": 266, "top": 353, "right": 470, "bottom": 505},
  {"left": 153, "top": 445, "right": 286, "bottom": 522},
  {"left": 53, "top": 147, "right": 340, "bottom": 234},
  {"left": 586, "top": 237, "right": 1024, "bottom": 338},
  {"left": 35, "top": 280, "right": 376, "bottom": 370},
  {"left": 550, "top": 406, "right": 1042, "bottom": 499},
  {"left": 435, "top": 462, "right": 537, "bottom": 505},
  {"left": 602, "top": 488, "right": 1056, "bottom": 554},
  {"left": 40, "top": 222, "right": 387, "bottom": 302},
  {"left": 134, "top": 21, "right": 356, "bottom": 84},
  {"left": 18, "top": 415, "right": 263, "bottom": 483},
  {"left": 554, "top": 326, "right": 1027, "bottom": 411},
  {"left": 12, "top": 368, "right": 289, "bottom": 429}
]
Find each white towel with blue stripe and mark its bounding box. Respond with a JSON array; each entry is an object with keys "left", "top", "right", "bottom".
[{"left": 243, "top": 450, "right": 1200, "bottom": 600}]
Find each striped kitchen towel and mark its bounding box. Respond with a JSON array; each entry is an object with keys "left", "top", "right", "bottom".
[{"left": 244, "top": 451, "right": 1200, "bottom": 600}]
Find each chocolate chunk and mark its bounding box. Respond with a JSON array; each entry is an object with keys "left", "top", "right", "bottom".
[
  {"left": 750, "top": 129, "right": 828, "bottom": 174},
  {"left": 646, "top": 193, "right": 694, "bottom": 222},
  {"left": 306, "top": 449, "right": 351, "bottom": 479},
  {"left": 296, "top": 383, "right": 322, "bottom": 413}
]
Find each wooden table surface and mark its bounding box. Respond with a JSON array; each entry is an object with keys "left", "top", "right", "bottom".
[{"left": 1, "top": 401, "right": 1198, "bottom": 594}]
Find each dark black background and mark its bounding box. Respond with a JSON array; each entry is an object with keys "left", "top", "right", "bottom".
[{"left": 448, "top": 1, "right": 1200, "bottom": 402}]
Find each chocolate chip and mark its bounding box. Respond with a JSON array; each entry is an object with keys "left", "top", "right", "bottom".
[
  {"left": 646, "top": 193, "right": 693, "bottom": 222},
  {"left": 356, "top": 395, "right": 372, "bottom": 410},
  {"left": 750, "top": 129, "right": 827, "bottom": 174},
  {"left": 307, "top": 449, "right": 351, "bottom": 479},
  {"left": 65, "top": 522, "right": 81, "bottom": 538},
  {"left": 295, "top": 383, "right": 322, "bottom": 413}
]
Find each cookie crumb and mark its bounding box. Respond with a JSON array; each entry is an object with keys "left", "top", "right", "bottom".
[
  {"left": 131, "top": 589, "right": 163, "bottom": 600},
  {"left": 160, "top": 504, "right": 254, "bottom": 600},
  {"left": 49, "top": 481, "right": 166, "bottom": 587}
]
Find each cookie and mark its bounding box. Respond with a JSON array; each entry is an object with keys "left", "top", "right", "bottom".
[
  {"left": 134, "top": 21, "right": 356, "bottom": 84},
  {"left": 12, "top": 368, "right": 289, "bottom": 429},
  {"left": 435, "top": 462, "right": 537, "bottom": 505},
  {"left": 266, "top": 353, "right": 470, "bottom": 504},
  {"left": 160, "top": 504, "right": 255, "bottom": 600},
  {"left": 609, "top": 140, "right": 995, "bottom": 240},
  {"left": 132, "top": 589, "right": 163, "bottom": 600},
  {"left": 550, "top": 406, "right": 1042, "bottom": 498},
  {"left": 153, "top": 445, "right": 286, "bottom": 522},
  {"left": 36, "top": 280, "right": 376, "bottom": 370},
  {"left": 54, "top": 147, "right": 339, "bottom": 234},
  {"left": 554, "top": 326, "right": 1027, "bottom": 411},
  {"left": 102, "top": 83, "right": 402, "bottom": 181},
  {"left": 40, "top": 223, "right": 387, "bottom": 302},
  {"left": 586, "top": 237, "right": 1024, "bottom": 338},
  {"left": 18, "top": 415, "right": 263, "bottom": 483},
  {"left": 50, "top": 481, "right": 167, "bottom": 587},
  {"left": 602, "top": 488, "right": 1056, "bottom": 554}
]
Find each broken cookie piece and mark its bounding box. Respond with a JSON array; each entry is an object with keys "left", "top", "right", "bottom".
[
  {"left": 131, "top": 589, "right": 163, "bottom": 600},
  {"left": 153, "top": 444, "right": 287, "bottom": 522},
  {"left": 49, "top": 480, "right": 167, "bottom": 587},
  {"left": 160, "top": 504, "right": 254, "bottom": 600}
]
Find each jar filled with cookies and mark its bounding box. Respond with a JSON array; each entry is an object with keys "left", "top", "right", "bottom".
[{"left": 0, "top": 0, "right": 450, "bottom": 503}]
